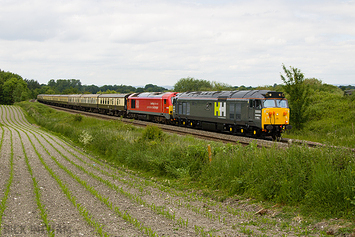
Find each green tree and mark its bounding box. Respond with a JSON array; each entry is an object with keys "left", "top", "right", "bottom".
[
  {"left": 63, "top": 87, "right": 80, "bottom": 94},
  {"left": 280, "top": 65, "right": 310, "bottom": 130},
  {"left": 97, "top": 89, "right": 117, "bottom": 94},
  {"left": 82, "top": 84, "right": 100, "bottom": 94},
  {"left": 45, "top": 88, "right": 56, "bottom": 94},
  {"left": 211, "top": 81, "right": 232, "bottom": 91},
  {"left": 144, "top": 84, "right": 167, "bottom": 92},
  {"left": 0, "top": 70, "right": 26, "bottom": 104},
  {"left": 25, "top": 79, "right": 42, "bottom": 99},
  {"left": 174, "top": 77, "right": 212, "bottom": 92},
  {"left": 2, "top": 77, "right": 29, "bottom": 104}
]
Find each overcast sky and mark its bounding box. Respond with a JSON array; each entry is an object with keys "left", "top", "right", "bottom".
[{"left": 1, "top": 0, "right": 354, "bottom": 87}]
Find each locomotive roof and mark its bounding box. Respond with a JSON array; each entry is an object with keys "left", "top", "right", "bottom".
[
  {"left": 129, "top": 92, "right": 176, "bottom": 98},
  {"left": 176, "top": 90, "right": 284, "bottom": 99}
]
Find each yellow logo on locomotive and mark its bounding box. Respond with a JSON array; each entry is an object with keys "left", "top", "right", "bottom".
[{"left": 214, "top": 102, "right": 226, "bottom": 117}]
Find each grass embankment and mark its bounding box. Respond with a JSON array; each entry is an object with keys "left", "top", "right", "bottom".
[
  {"left": 284, "top": 84, "right": 355, "bottom": 148},
  {"left": 19, "top": 101, "right": 355, "bottom": 221}
]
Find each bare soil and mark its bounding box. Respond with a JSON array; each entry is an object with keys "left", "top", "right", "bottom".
[{"left": 0, "top": 105, "right": 353, "bottom": 236}]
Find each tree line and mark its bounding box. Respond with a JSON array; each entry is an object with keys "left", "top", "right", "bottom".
[
  {"left": 0, "top": 70, "right": 169, "bottom": 104},
  {"left": 0, "top": 70, "right": 256, "bottom": 106}
]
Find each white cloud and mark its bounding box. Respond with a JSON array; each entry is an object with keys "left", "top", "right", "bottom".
[{"left": 0, "top": 0, "right": 354, "bottom": 87}]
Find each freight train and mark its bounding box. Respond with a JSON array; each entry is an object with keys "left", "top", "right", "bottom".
[{"left": 37, "top": 90, "right": 291, "bottom": 140}]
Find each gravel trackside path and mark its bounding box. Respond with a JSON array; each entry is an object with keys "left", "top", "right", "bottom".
[{"left": 0, "top": 105, "right": 322, "bottom": 237}]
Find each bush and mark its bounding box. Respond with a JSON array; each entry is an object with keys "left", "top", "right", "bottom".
[
  {"left": 73, "top": 114, "right": 83, "bottom": 122},
  {"left": 141, "top": 125, "right": 164, "bottom": 141}
]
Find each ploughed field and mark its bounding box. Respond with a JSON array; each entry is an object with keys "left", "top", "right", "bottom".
[{"left": 0, "top": 105, "right": 325, "bottom": 236}]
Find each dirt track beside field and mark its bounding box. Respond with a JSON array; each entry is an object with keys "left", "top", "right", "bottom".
[{"left": 0, "top": 105, "right": 334, "bottom": 236}]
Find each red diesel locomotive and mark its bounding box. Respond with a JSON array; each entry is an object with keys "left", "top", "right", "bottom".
[{"left": 127, "top": 92, "right": 177, "bottom": 123}]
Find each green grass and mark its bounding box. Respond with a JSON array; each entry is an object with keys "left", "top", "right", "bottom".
[
  {"left": 17, "top": 101, "right": 355, "bottom": 221},
  {"left": 284, "top": 90, "right": 355, "bottom": 148}
]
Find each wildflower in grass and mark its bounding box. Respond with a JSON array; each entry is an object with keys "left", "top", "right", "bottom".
[{"left": 78, "top": 130, "right": 93, "bottom": 146}]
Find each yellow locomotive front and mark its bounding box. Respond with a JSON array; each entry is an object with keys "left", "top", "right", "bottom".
[{"left": 261, "top": 92, "right": 292, "bottom": 140}]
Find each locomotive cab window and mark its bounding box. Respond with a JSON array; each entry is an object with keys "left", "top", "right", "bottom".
[
  {"left": 229, "top": 104, "right": 234, "bottom": 119},
  {"left": 276, "top": 99, "right": 288, "bottom": 108},
  {"left": 249, "top": 99, "right": 262, "bottom": 109},
  {"left": 255, "top": 100, "right": 261, "bottom": 109},
  {"left": 236, "top": 103, "right": 241, "bottom": 120},
  {"left": 263, "top": 100, "right": 276, "bottom": 108},
  {"left": 178, "top": 103, "right": 183, "bottom": 114},
  {"left": 131, "top": 99, "right": 136, "bottom": 109},
  {"left": 183, "top": 102, "right": 187, "bottom": 115}
]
